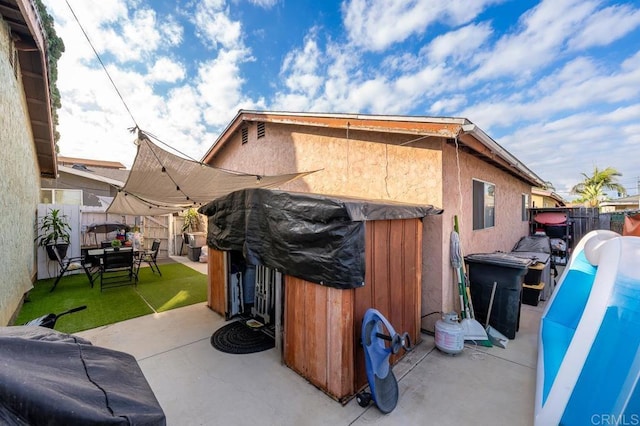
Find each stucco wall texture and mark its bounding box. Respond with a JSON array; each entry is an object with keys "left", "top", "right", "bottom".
[
  {"left": 209, "top": 120, "right": 531, "bottom": 329},
  {"left": 0, "top": 22, "right": 40, "bottom": 325}
]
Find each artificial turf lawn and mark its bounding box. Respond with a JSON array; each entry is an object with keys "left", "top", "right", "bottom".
[{"left": 15, "top": 262, "right": 207, "bottom": 334}]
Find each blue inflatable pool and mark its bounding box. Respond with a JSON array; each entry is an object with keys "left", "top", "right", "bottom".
[{"left": 535, "top": 230, "right": 640, "bottom": 425}]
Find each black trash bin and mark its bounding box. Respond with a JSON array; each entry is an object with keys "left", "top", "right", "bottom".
[{"left": 465, "top": 253, "right": 531, "bottom": 339}]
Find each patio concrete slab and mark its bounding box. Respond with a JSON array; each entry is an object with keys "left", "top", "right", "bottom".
[{"left": 76, "top": 300, "right": 542, "bottom": 426}]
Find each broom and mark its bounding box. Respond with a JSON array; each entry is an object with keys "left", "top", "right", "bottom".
[{"left": 451, "top": 216, "right": 490, "bottom": 345}]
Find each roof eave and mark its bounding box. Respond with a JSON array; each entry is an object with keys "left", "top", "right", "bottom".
[
  {"left": 11, "top": 0, "right": 57, "bottom": 178},
  {"left": 202, "top": 110, "right": 466, "bottom": 163},
  {"left": 460, "top": 124, "right": 545, "bottom": 188}
]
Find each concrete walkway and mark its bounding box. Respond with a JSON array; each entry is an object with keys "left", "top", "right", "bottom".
[{"left": 76, "top": 257, "right": 542, "bottom": 426}]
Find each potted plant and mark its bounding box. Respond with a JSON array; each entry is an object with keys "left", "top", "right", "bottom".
[
  {"left": 181, "top": 208, "right": 201, "bottom": 233},
  {"left": 36, "top": 208, "right": 71, "bottom": 260},
  {"left": 110, "top": 239, "right": 122, "bottom": 251}
]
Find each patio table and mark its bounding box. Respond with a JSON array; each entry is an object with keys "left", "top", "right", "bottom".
[{"left": 88, "top": 248, "right": 141, "bottom": 290}]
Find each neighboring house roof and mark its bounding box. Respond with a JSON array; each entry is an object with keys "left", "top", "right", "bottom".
[
  {"left": 202, "top": 110, "right": 546, "bottom": 188},
  {"left": 600, "top": 194, "right": 640, "bottom": 208},
  {"left": 58, "top": 156, "right": 126, "bottom": 170},
  {"left": 57, "top": 164, "right": 127, "bottom": 187},
  {"left": 2, "top": 0, "right": 56, "bottom": 177},
  {"left": 532, "top": 187, "right": 566, "bottom": 206}
]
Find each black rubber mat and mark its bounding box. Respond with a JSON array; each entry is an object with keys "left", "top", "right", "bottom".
[{"left": 210, "top": 320, "right": 274, "bottom": 354}]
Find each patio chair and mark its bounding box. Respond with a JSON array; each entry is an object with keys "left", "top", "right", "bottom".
[
  {"left": 136, "top": 239, "right": 162, "bottom": 276},
  {"left": 180, "top": 232, "right": 189, "bottom": 256},
  {"left": 100, "top": 248, "right": 137, "bottom": 291},
  {"left": 49, "top": 246, "right": 98, "bottom": 292}
]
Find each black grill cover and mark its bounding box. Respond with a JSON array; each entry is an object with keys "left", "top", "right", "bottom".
[
  {"left": 0, "top": 326, "right": 165, "bottom": 426},
  {"left": 510, "top": 235, "right": 552, "bottom": 264},
  {"left": 199, "top": 188, "right": 442, "bottom": 289}
]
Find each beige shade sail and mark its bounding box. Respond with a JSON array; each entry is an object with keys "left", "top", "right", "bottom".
[{"left": 107, "top": 133, "right": 313, "bottom": 215}]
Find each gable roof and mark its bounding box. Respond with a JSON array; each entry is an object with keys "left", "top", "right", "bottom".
[
  {"left": 57, "top": 156, "right": 126, "bottom": 170},
  {"left": 58, "top": 164, "right": 126, "bottom": 187},
  {"left": 2, "top": 0, "right": 56, "bottom": 177},
  {"left": 532, "top": 187, "right": 567, "bottom": 206},
  {"left": 202, "top": 110, "right": 545, "bottom": 187}
]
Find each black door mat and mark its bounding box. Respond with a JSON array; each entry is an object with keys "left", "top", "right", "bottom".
[{"left": 211, "top": 320, "right": 275, "bottom": 354}]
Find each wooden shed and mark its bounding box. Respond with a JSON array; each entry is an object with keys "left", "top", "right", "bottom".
[{"left": 201, "top": 189, "right": 441, "bottom": 401}]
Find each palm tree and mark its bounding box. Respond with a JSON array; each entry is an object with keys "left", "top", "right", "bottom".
[{"left": 571, "top": 166, "right": 627, "bottom": 207}]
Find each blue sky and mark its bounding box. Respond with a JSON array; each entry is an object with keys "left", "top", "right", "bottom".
[{"left": 44, "top": 0, "right": 640, "bottom": 200}]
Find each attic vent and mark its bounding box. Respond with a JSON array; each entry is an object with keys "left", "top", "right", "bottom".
[
  {"left": 257, "top": 122, "right": 265, "bottom": 139},
  {"left": 241, "top": 127, "right": 248, "bottom": 144}
]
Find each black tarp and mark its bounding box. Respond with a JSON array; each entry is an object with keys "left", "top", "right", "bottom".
[
  {"left": 0, "top": 326, "right": 165, "bottom": 426},
  {"left": 199, "top": 188, "right": 442, "bottom": 289}
]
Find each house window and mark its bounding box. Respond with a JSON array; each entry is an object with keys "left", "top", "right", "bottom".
[
  {"left": 241, "top": 127, "right": 248, "bottom": 144},
  {"left": 257, "top": 122, "right": 265, "bottom": 139},
  {"left": 40, "top": 189, "right": 83, "bottom": 205},
  {"left": 472, "top": 179, "right": 495, "bottom": 230},
  {"left": 522, "top": 193, "right": 529, "bottom": 221}
]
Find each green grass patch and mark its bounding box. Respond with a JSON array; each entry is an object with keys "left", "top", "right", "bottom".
[
  {"left": 15, "top": 263, "right": 207, "bottom": 334},
  {"left": 136, "top": 263, "right": 208, "bottom": 312}
]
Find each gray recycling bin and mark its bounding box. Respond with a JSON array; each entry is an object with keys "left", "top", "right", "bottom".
[
  {"left": 186, "top": 232, "right": 206, "bottom": 261},
  {"left": 464, "top": 253, "right": 531, "bottom": 339}
]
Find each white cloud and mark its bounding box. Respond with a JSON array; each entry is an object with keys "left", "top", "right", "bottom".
[
  {"left": 247, "top": 0, "right": 279, "bottom": 8},
  {"left": 280, "top": 32, "right": 323, "bottom": 96},
  {"left": 342, "top": 0, "right": 501, "bottom": 52},
  {"left": 194, "top": 0, "right": 242, "bottom": 49},
  {"left": 569, "top": 4, "right": 640, "bottom": 50},
  {"left": 426, "top": 23, "right": 493, "bottom": 64},
  {"left": 500, "top": 109, "right": 640, "bottom": 197},
  {"left": 460, "top": 51, "right": 640, "bottom": 131},
  {"left": 196, "top": 48, "right": 257, "bottom": 126},
  {"left": 430, "top": 95, "right": 467, "bottom": 114},
  {"left": 468, "top": 0, "right": 599, "bottom": 82},
  {"left": 147, "top": 57, "right": 186, "bottom": 83}
]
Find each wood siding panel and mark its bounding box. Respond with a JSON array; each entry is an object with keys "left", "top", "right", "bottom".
[
  {"left": 284, "top": 277, "right": 354, "bottom": 400},
  {"left": 353, "top": 219, "right": 422, "bottom": 390},
  {"left": 283, "top": 277, "right": 305, "bottom": 376},
  {"left": 207, "top": 249, "right": 226, "bottom": 315},
  {"left": 327, "top": 285, "right": 354, "bottom": 398}
]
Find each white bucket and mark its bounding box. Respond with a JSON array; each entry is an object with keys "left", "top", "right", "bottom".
[{"left": 435, "top": 312, "right": 464, "bottom": 355}]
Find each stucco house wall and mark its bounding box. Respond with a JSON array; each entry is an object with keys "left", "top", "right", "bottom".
[
  {"left": 205, "top": 113, "right": 539, "bottom": 330},
  {"left": 0, "top": 21, "right": 41, "bottom": 325},
  {"left": 211, "top": 123, "right": 443, "bottom": 204}
]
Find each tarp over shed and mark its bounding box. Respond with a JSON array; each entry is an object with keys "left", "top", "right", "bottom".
[
  {"left": 107, "top": 132, "right": 313, "bottom": 215},
  {"left": 199, "top": 188, "right": 442, "bottom": 289}
]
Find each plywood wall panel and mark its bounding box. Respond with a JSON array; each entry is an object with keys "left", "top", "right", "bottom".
[{"left": 207, "top": 249, "right": 226, "bottom": 315}]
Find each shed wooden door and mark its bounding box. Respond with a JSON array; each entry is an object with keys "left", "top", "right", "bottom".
[{"left": 353, "top": 218, "right": 423, "bottom": 391}]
